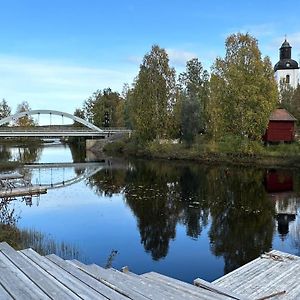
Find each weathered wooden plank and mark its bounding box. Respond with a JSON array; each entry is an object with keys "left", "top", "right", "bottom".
[
  {"left": 0, "top": 251, "right": 50, "bottom": 299},
  {"left": 0, "top": 172, "right": 23, "bottom": 180},
  {"left": 20, "top": 248, "right": 107, "bottom": 300},
  {"left": 46, "top": 254, "right": 129, "bottom": 300},
  {"left": 69, "top": 259, "right": 162, "bottom": 300},
  {"left": 194, "top": 277, "right": 249, "bottom": 300},
  {"left": 0, "top": 283, "right": 13, "bottom": 299},
  {"left": 240, "top": 263, "right": 300, "bottom": 298},
  {"left": 141, "top": 272, "right": 233, "bottom": 300},
  {"left": 214, "top": 257, "right": 284, "bottom": 292},
  {"left": 228, "top": 260, "right": 288, "bottom": 293},
  {"left": 0, "top": 186, "right": 47, "bottom": 197},
  {"left": 235, "top": 261, "right": 294, "bottom": 293},
  {"left": 0, "top": 242, "right": 80, "bottom": 299},
  {"left": 213, "top": 256, "right": 271, "bottom": 285},
  {"left": 141, "top": 273, "right": 226, "bottom": 300},
  {"left": 100, "top": 267, "right": 206, "bottom": 300},
  {"left": 214, "top": 250, "right": 300, "bottom": 300}
]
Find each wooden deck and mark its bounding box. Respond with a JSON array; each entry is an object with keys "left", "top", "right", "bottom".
[
  {"left": 0, "top": 172, "right": 47, "bottom": 197},
  {"left": 0, "top": 242, "right": 299, "bottom": 299},
  {"left": 208, "top": 250, "right": 300, "bottom": 299},
  {"left": 0, "top": 242, "right": 240, "bottom": 299}
]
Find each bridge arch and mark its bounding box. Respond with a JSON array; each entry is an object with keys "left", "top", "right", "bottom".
[{"left": 0, "top": 109, "right": 103, "bottom": 132}]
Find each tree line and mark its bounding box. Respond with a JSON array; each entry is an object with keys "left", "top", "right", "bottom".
[
  {"left": 0, "top": 100, "right": 36, "bottom": 126},
  {"left": 2, "top": 32, "right": 300, "bottom": 145},
  {"left": 75, "top": 32, "right": 289, "bottom": 146}
]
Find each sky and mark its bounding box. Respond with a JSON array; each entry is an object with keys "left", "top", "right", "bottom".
[{"left": 1, "top": 0, "right": 300, "bottom": 121}]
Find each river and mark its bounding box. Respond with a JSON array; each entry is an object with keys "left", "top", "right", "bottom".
[{"left": 0, "top": 142, "right": 299, "bottom": 283}]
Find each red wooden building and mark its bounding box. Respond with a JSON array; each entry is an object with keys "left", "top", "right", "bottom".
[{"left": 263, "top": 108, "right": 297, "bottom": 142}]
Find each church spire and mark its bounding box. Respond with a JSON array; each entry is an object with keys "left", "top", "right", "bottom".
[{"left": 280, "top": 39, "right": 292, "bottom": 60}]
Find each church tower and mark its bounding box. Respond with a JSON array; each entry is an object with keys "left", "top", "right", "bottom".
[{"left": 274, "top": 39, "right": 299, "bottom": 89}]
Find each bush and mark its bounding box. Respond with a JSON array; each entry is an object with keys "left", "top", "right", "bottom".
[
  {"left": 266, "top": 142, "right": 300, "bottom": 156},
  {"left": 216, "top": 135, "right": 265, "bottom": 156}
]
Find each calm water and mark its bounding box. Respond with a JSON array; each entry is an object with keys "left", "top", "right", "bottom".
[{"left": 0, "top": 142, "right": 300, "bottom": 283}]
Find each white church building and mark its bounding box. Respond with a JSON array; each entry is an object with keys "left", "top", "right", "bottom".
[{"left": 274, "top": 39, "right": 299, "bottom": 89}]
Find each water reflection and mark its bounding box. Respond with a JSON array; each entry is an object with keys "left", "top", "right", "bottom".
[
  {"left": 12, "top": 145, "right": 42, "bottom": 163},
  {"left": 88, "top": 161, "right": 276, "bottom": 272},
  {"left": 0, "top": 195, "right": 82, "bottom": 260},
  {"left": 0, "top": 145, "right": 11, "bottom": 162},
  {"left": 4, "top": 143, "right": 300, "bottom": 281},
  {"left": 209, "top": 168, "right": 274, "bottom": 274},
  {"left": 264, "top": 169, "right": 299, "bottom": 239}
]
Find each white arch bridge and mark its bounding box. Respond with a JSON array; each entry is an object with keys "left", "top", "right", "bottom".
[{"left": 0, "top": 110, "right": 131, "bottom": 137}]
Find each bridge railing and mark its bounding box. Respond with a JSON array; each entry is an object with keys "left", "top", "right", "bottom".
[{"left": 0, "top": 126, "right": 131, "bottom": 132}]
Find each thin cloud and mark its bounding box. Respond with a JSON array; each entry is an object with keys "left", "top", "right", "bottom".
[
  {"left": 222, "top": 23, "right": 277, "bottom": 39},
  {"left": 0, "top": 55, "right": 135, "bottom": 112},
  {"left": 126, "top": 48, "right": 198, "bottom": 68},
  {"left": 166, "top": 49, "right": 197, "bottom": 66},
  {"left": 126, "top": 55, "right": 142, "bottom": 65}
]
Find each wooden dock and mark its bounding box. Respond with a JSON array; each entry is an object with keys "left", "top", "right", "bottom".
[
  {"left": 0, "top": 242, "right": 243, "bottom": 300},
  {"left": 0, "top": 172, "right": 47, "bottom": 198},
  {"left": 0, "top": 186, "right": 47, "bottom": 197},
  {"left": 0, "top": 242, "right": 299, "bottom": 299},
  {"left": 208, "top": 250, "right": 300, "bottom": 299}
]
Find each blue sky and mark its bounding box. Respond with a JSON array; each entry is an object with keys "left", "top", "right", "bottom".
[{"left": 1, "top": 0, "right": 300, "bottom": 118}]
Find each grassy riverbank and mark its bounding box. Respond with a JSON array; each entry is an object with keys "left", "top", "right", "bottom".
[{"left": 103, "top": 135, "right": 300, "bottom": 168}]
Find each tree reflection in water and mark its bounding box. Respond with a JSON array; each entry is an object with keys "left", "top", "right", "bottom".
[
  {"left": 88, "top": 161, "right": 280, "bottom": 270},
  {"left": 124, "top": 161, "right": 181, "bottom": 260},
  {"left": 208, "top": 168, "right": 275, "bottom": 274},
  {"left": 15, "top": 145, "right": 42, "bottom": 163},
  {"left": 87, "top": 168, "right": 126, "bottom": 196},
  {"left": 0, "top": 145, "right": 11, "bottom": 162},
  {"left": 178, "top": 166, "right": 209, "bottom": 239}
]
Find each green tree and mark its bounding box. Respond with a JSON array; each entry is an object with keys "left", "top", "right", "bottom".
[
  {"left": 281, "top": 83, "right": 300, "bottom": 123},
  {"left": 0, "top": 99, "right": 11, "bottom": 126},
  {"left": 209, "top": 33, "right": 278, "bottom": 141},
  {"left": 15, "top": 101, "right": 36, "bottom": 127},
  {"left": 130, "top": 45, "right": 177, "bottom": 142},
  {"left": 83, "top": 88, "right": 124, "bottom": 128},
  {"left": 279, "top": 81, "right": 294, "bottom": 108},
  {"left": 291, "top": 85, "right": 300, "bottom": 122},
  {"left": 123, "top": 83, "right": 134, "bottom": 129},
  {"left": 73, "top": 108, "right": 85, "bottom": 127},
  {"left": 178, "top": 58, "right": 209, "bottom": 145}
]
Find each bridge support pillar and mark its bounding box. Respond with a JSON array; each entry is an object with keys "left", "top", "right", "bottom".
[{"left": 86, "top": 139, "right": 108, "bottom": 152}]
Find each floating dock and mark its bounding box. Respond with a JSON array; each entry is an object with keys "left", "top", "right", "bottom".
[
  {"left": 0, "top": 186, "right": 47, "bottom": 197},
  {"left": 0, "top": 242, "right": 298, "bottom": 299},
  {"left": 0, "top": 173, "right": 24, "bottom": 180},
  {"left": 0, "top": 172, "right": 47, "bottom": 198}
]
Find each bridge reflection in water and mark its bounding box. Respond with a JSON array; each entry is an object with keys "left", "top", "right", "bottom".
[
  {"left": 23, "top": 162, "right": 105, "bottom": 189},
  {"left": 0, "top": 160, "right": 118, "bottom": 208}
]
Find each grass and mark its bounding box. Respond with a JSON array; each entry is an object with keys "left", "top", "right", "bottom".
[{"left": 103, "top": 134, "right": 300, "bottom": 167}]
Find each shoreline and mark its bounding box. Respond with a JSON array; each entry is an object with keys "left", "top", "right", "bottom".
[{"left": 103, "top": 140, "right": 300, "bottom": 169}]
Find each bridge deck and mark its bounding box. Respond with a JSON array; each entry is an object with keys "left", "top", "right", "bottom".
[{"left": 0, "top": 126, "right": 131, "bottom": 137}]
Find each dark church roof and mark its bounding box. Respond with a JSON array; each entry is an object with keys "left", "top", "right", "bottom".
[
  {"left": 274, "top": 59, "right": 299, "bottom": 71},
  {"left": 274, "top": 39, "right": 299, "bottom": 71},
  {"left": 281, "top": 40, "right": 291, "bottom": 48}
]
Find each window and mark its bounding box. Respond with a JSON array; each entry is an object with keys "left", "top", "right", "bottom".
[{"left": 286, "top": 75, "right": 290, "bottom": 84}]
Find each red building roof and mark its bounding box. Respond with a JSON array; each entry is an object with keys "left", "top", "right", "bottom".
[{"left": 269, "top": 108, "right": 297, "bottom": 121}]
